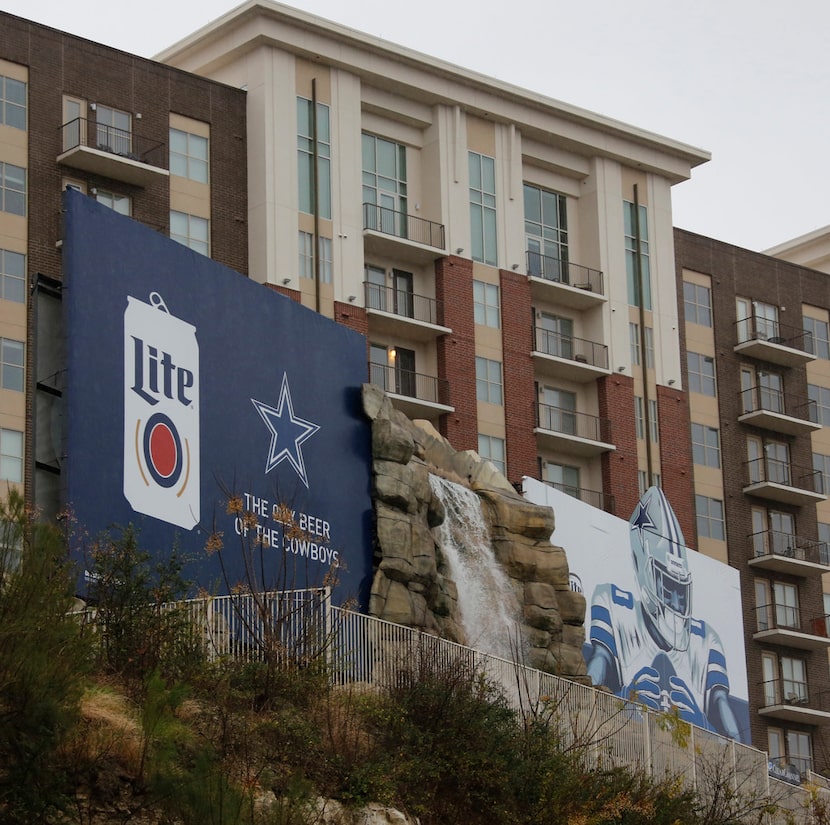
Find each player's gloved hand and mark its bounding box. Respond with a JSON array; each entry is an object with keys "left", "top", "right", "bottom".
[
  {"left": 626, "top": 666, "right": 661, "bottom": 711},
  {"left": 669, "top": 676, "right": 708, "bottom": 728}
]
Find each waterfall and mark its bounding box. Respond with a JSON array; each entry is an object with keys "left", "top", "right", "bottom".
[{"left": 429, "top": 475, "right": 523, "bottom": 661}]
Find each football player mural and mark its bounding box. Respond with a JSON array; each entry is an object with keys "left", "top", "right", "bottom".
[{"left": 586, "top": 487, "right": 740, "bottom": 740}]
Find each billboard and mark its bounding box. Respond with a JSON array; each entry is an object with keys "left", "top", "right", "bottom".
[
  {"left": 61, "top": 191, "right": 373, "bottom": 605},
  {"left": 523, "top": 478, "right": 751, "bottom": 743}
]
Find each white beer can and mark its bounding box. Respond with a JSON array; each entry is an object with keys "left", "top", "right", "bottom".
[{"left": 123, "top": 292, "right": 200, "bottom": 530}]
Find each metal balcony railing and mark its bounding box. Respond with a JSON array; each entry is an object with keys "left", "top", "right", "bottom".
[
  {"left": 536, "top": 403, "right": 612, "bottom": 444},
  {"left": 760, "top": 677, "right": 810, "bottom": 709},
  {"left": 735, "top": 314, "right": 812, "bottom": 352},
  {"left": 756, "top": 602, "right": 830, "bottom": 637},
  {"left": 533, "top": 327, "right": 608, "bottom": 370},
  {"left": 364, "top": 283, "right": 442, "bottom": 326},
  {"left": 369, "top": 363, "right": 450, "bottom": 406},
  {"left": 750, "top": 530, "right": 830, "bottom": 566},
  {"left": 59, "top": 117, "right": 166, "bottom": 167},
  {"left": 362, "top": 203, "right": 445, "bottom": 250},
  {"left": 526, "top": 251, "right": 604, "bottom": 295},
  {"left": 745, "top": 457, "right": 825, "bottom": 494},
  {"left": 740, "top": 386, "right": 816, "bottom": 421},
  {"left": 542, "top": 480, "right": 614, "bottom": 513}
]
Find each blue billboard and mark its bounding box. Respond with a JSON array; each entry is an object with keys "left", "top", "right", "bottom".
[{"left": 62, "top": 190, "right": 373, "bottom": 605}]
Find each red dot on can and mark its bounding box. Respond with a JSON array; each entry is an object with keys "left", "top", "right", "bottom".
[{"left": 149, "top": 423, "right": 177, "bottom": 478}]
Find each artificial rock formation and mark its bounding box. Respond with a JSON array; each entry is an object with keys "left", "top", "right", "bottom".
[{"left": 363, "top": 384, "right": 587, "bottom": 681}]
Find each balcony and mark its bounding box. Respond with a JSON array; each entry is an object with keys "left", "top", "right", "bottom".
[
  {"left": 758, "top": 679, "right": 830, "bottom": 725},
  {"left": 532, "top": 327, "right": 610, "bottom": 383},
  {"left": 534, "top": 403, "right": 615, "bottom": 456},
  {"left": 738, "top": 386, "right": 820, "bottom": 436},
  {"left": 734, "top": 315, "right": 816, "bottom": 368},
  {"left": 527, "top": 251, "right": 605, "bottom": 310},
  {"left": 369, "top": 363, "right": 452, "bottom": 421},
  {"left": 753, "top": 603, "right": 830, "bottom": 650},
  {"left": 748, "top": 530, "right": 830, "bottom": 576},
  {"left": 362, "top": 204, "right": 446, "bottom": 264},
  {"left": 364, "top": 283, "right": 451, "bottom": 341},
  {"left": 743, "top": 457, "right": 826, "bottom": 506},
  {"left": 542, "top": 479, "right": 614, "bottom": 513},
  {"left": 57, "top": 117, "right": 168, "bottom": 187}
]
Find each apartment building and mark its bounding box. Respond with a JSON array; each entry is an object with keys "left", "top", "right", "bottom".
[
  {"left": 157, "top": 0, "right": 708, "bottom": 543},
  {"left": 0, "top": 12, "right": 248, "bottom": 507},
  {"left": 676, "top": 228, "right": 830, "bottom": 776}
]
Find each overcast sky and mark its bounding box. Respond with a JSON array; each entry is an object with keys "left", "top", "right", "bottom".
[{"left": 4, "top": 0, "right": 829, "bottom": 253}]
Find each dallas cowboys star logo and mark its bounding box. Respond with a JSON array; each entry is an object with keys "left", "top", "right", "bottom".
[
  {"left": 631, "top": 498, "right": 657, "bottom": 539},
  {"left": 251, "top": 373, "right": 320, "bottom": 488}
]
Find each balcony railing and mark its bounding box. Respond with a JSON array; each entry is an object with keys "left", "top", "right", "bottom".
[
  {"left": 365, "top": 283, "right": 442, "bottom": 326},
  {"left": 740, "top": 386, "right": 816, "bottom": 422},
  {"left": 735, "top": 315, "right": 813, "bottom": 353},
  {"left": 542, "top": 480, "right": 614, "bottom": 513},
  {"left": 363, "top": 203, "right": 445, "bottom": 250},
  {"left": 756, "top": 602, "right": 830, "bottom": 637},
  {"left": 526, "top": 251, "right": 604, "bottom": 295},
  {"left": 369, "top": 363, "right": 450, "bottom": 406},
  {"left": 533, "top": 327, "right": 608, "bottom": 370},
  {"left": 59, "top": 117, "right": 165, "bottom": 167},
  {"left": 536, "top": 403, "right": 612, "bottom": 444},
  {"left": 760, "top": 677, "right": 809, "bottom": 709},
  {"left": 750, "top": 530, "right": 830, "bottom": 567},
  {"left": 744, "top": 457, "right": 825, "bottom": 494}
]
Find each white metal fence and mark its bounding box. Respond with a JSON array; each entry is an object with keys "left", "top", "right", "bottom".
[{"left": 151, "top": 588, "right": 827, "bottom": 823}]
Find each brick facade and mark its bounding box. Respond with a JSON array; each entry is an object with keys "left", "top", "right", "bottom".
[{"left": 598, "top": 373, "right": 639, "bottom": 519}]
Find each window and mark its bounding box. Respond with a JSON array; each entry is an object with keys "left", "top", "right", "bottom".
[
  {"left": 95, "top": 189, "right": 130, "bottom": 216},
  {"left": 169, "top": 127, "right": 209, "bottom": 183},
  {"left": 0, "top": 249, "right": 24, "bottom": 303},
  {"left": 0, "top": 163, "right": 25, "bottom": 216},
  {"left": 768, "top": 728, "right": 813, "bottom": 777},
  {"left": 751, "top": 508, "right": 794, "bottom": 558},
  {"left": 813, "top": 453, "right": 830, "bottom": 495},
  {"left": 541, "top": 387, "right": 576, "bottom": 435},
  {"left": 748, "top": 437, "right": 790, "bottom": 485},
  {"left": 299, "top": 231, "right": 314, "bottom": 279},
  {"left": 478, "top": 434, "right": 505, "bottom": 475},
  {"left": 475, "top": 357, "right": 503, "bottom": 405},
  {"left": 469, "top": 151, "right": 497, "bottom": 265},
  {"left": 634, "top": 396, "right": 644, "bottom": 440},
  {"left": 824, "top": 591, "right": 830, "bottom": 636},
  {"left": 473, "top": 280, "right": 500, "bottom": 328},
  {"left": 0, "top": 339, "right": 23, "bottom": 392},
  {"left": 691, "top": 423, "right": 720, "bottom": 468},
  {"left": 737, "top": 297, "right": 778, "bottom": 342},
  {"left": 369, "top": 343, "right": 390, "bottom": 391},
  {"left": 696, "top": 494, "right": 725, "bottom": 540},
  {"left": 524, "top": 184, "right": 567, "bottom": 280},
  {"left": 773, "top": 581, "right": 799, "bottom": 629},
  {"left": 820, "top": 523, "right": 830, "bottom": 568},
  {"left": 95, "top": 105, "right": 131, "bottom": 155},
  {"left": 297, "top": 97, "right": 331, "bottom": 219},
  {"left": 780, "top": 656, "right": 807, "bottom": 704},
  {"left": 623, "top": 200, "right": 651, "bottom": 309},
  {"left": 649, "top": 399, "right": 658, "bottom": 441},
  {"left": 808, "top": 384, "right": 830, "bottom": 425},
  {"left": 538, "top": 312, "right": 573, "bottom": 359},
  {"left": 362, "top": 133, "right": 406, "bottom": 236},
  {"left": 804, "top": 316, "right": 830, "bottom": 359},
  {"left": 0, "top": 75, "right": 25, "bottom": 130},
  {"left": 318, "top": 236, "right": 333, "bottom": 284},
  {"left": 170, "top": 210, "right": 209, "bottom": 256},
  {"left": 0, "top": 428, "right": 22, "bottom": 483},
  {"left": 545, "top": 462, "right": 580, "bottom": 498},
  {"left": 683, "top": 281, "right": 712, "bottom": 326},
  {"left": 687, "top": 352, "right": 716, "bottom": 396},
  {"left": 629, "top": 323, "right": 654, "bottom": 368},
  {"left": 741, "top": 366, "right": 783, "bottom": 414}
]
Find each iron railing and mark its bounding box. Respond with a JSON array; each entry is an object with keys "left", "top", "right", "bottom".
[
  {"left": 740, "top": 386, "right": 816, "bottom": 421},
  {"left": 744, "top": 457, "right": 825, "bottom": 494},
  {"left": 364, "top": 282, "right": 442, "bottom": 326},
  {"left": 533, "top": 327, "right": 608, "bottom": 370},
  {"left": 536, "top": 402, "right": 612, "bottom": 444},
  {"left": 59, "top": 117, "right": 166, "bottom": 167},
  {"left": 760, "top": 677, "right": 810, "bottom": 709},
  {"left": 750, "top": 529, "right": 830, "bottom": 566},
  {"left": 541, "top": 480, "right": 614, "bottom": 513},
  {"left": 526, "top": 251, "right": 604, "bottom": 295},
  {"left": 756, "top": 601, "right": 830, "bottom": 638},
  {"left": 369, "top": 363, "right": 450, "bottom": 406},
  {"left": 736, "top": 314, "right": 812, "bottom": 353},
  {"left": 362, "top": 203, "right": 445, "bottom": 250}
]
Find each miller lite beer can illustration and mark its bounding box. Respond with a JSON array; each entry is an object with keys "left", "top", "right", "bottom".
[{"left": 123, "top": 292, "right": 200, "bottom": 530}]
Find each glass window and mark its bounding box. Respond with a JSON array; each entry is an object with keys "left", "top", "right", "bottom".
[
  {"left": 545, "top": 462, "right": 580, "bottom": 497},
  {"left": 0, "top": 249, "right": 24, "bottom": 303},
  {"left": 808, "top": 384, "right": 830, "bottom": 425},
  {"left": 475, "top": 357, "right": 502, "bottom": 405},
  {"left": 0, "top": 162, "right": 25, "bottom": 216},
  {"left": 524, "top": 183, "right": 567, "bottom": 280},
  {"left": 813, "top": 453, "right": 830, "bottom": 495},
  {"left": 318, "top": 236, "right": 333, "bottom": 284},
  {"left": 473, "top": 280, "right": 500, "bottom": 328},
  {"left": 298, "top": 231, "right": 313, "bottom": 279},
  {"left": 804, "top": 316, "right": 830, "bottom": 359},
  {"left": 169, "top": 127, "right": 209, "bottom": 183},
  {"left": 297, "top": 97, "right": 331, "bottom": 219},
  {"left": 787, "top": 731, "right": 812, "bottom": 775},
  {"left": 95, "top": 105, "right": 131, "bottom": 155},
  {"left": 0, "top": 428, "right": 22, "bottom": 483},
  {"left": 0, "top": 75, "right": 26, "bottom": 130},
  {"left": 478, "top": 434, "right": 505, "bottom": 475},
  {"left": 691, "top": 423, "right": 721, "bottom": 468},
  {"left": 630, "top": 324, "right": 654, "bottom": 368},
  {"left": 624, "top": 200, "right": 651, "bottom": 309},
  {"left": 469, "top": 152, "right": 497, "bottom": 266},
  {"left": 683, "top": 281, "right": 712, "bottom": 327},
  {"left": 687, "top": 352, "right": 716, "bottom": 396},
  {"left": 0, "top": 338, "right": 23, "bottom": 392},
  {"left": 634, "top": 397, "right": 644, "bottom": 440},
  {"left": 774, "top": 581, "right": 799, "bottom": 629},
  {"left": 362, "top": 133, "right": 407, "bottom": 236},
  {"left": 170, "top": 210, "right": 209, "bottom": 257},
  {"left": 696, "top": 494, "right": 725, "bottom": 540},
  {"left": 95, "top": 189, "right": 130, "bottom": 216}
]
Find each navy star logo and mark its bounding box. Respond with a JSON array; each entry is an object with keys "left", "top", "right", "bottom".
[
  {"left": 251, "top": 373, "right": 320, "bottom": 488},
  {"left": 630, "top": 499, "right": 657, "bottom": 539}
]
